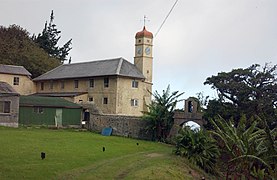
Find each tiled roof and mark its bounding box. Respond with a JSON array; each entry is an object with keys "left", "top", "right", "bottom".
[
  {"left": 0, "top": 64, "right": 31, "bottom": 76},
  {"left": 0, "top": 81, "right": 19, "bottom": 95},
  {"left": 33, "top": 57, "right": 145, "bottom": 81},
  {"left": 20, "top": 95, "right": 82, "bottom": 108}
]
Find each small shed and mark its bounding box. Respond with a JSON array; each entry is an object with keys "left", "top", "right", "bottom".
[
  {"left": 0, "top": 81, "right": 20, "bottom": 127},
  {"left": 19, "top": 96, "right": 82, "bottom": 127}
]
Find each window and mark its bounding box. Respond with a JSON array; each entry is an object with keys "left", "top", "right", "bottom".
[
  {"left": 103, "top": 97, "right": 108, "bottom": 104},
  {"left": 0, "top": 101, "right": 11, "bottom": 113},
  {"left": 104, "top": 78, "right": 109, "bottom": 88},
  {"left": 61, "top": 81, "right": 65, "bottom": 89},
  {"left": 34, "top": 107, "right": 43, "bottom": 114},
  {"left": 13, "top": 77, "right": 19, "bottom": 85},
  {"left": 41, "top": 82, "right": 44, "bottom": 91},
  {"left": 132, "top": 80, "right": 139, "bottom": 88},
  {"left": 74, "top": 80, "right": 79, "bottom": 88},
  {"left": 131, "top": 99, "right": 139, "bottom": 107},
  {"left": 88, "top": 97, "right": 94, "bottom": 102},
  {"left": 188, "top": 101, "right": 193, "bottom": 113},
  {"left": 50, "top": 81, "right": 53, "bottom": 89},
  {"left": 89, "top": 79, "right": 94, "bottom": 88}
]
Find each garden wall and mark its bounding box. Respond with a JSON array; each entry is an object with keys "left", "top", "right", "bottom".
[{"left": 89, "top": 114, "right": 152, "bottom": 140}]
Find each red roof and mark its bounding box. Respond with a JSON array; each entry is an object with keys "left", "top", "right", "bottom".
[{"left": 135, "top": 26, "right": 153, "bottom": 38}]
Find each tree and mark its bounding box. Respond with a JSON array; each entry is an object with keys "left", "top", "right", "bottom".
[
  {"left": 33, "top": 10, "right": 72, "bottom": 63},
  {"left": 204, "top": 63, "right": 277, "bottom": 128},
  {"left": 143, "top": 85, "right": 184, "bottom": 141},
  {"left": 0, "top": 25, "right": 61, "bottom": 77},
  {"left": 209, "top": 115, "right": 277, "bottom": 179}
]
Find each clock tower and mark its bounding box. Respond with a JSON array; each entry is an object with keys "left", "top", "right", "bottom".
[{"left": 134, "top": 26, "right": 153, "bottom": 84}]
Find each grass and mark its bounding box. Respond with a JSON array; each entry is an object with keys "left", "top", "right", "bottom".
[{"left": 0, "top": 126, "right": 212, "bottom": 179}]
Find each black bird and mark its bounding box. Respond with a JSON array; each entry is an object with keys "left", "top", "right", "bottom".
[
  {"left": 41, "top": 152, "right": 46, "bottom": 160},
  {"left": 102, "top": 147, "right": 105, "bottom": 152},
  {"left": 136, "top": 143, "right": 139, "bottom": 146}
]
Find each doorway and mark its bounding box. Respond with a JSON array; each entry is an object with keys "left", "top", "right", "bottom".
[{"left": 55, "top": 108, "right": 63, "bottom": 127}]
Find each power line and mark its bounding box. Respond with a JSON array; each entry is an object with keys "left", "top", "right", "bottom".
[{"left": 155, "top": 0, "right": 179, "bottom": 38}]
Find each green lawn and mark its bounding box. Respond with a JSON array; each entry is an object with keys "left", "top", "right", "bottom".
[{"left": 0, "top": 126, "right": 210, "bottom": 179}]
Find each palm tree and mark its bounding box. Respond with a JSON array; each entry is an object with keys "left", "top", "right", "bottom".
[{"left": 143, "top": 85, "right": 184, "bottom": 141}]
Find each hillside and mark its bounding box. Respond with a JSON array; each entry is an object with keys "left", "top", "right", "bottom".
[{"left": 0, "top": 126, "right": 213, "bottom": 179}]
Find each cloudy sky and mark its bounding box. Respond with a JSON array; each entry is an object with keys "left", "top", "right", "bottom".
[{"left": 1, "top": 0, "right": 277, "bottom": 107}]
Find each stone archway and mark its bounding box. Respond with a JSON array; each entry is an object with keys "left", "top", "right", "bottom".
[{"left": 168, "top": 98, "right": 207, "bottom": 139}]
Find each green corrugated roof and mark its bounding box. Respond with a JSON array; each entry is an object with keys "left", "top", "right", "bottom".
[{"left": 20, "top": 96, "right": 82, "bottom": 109}]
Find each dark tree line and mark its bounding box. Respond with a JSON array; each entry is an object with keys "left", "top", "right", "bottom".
[
  {"left": 204, "top": 63, "right": 277, "bottom": 129},
  {"left": 0, "top": 10, "right": 72, "bottom": 77},
  {"left": 32, "top": 10, "right": 72, "bottom": 63},
  {"left": 0, "top": 25, "right": 60, "bottom": 77}
]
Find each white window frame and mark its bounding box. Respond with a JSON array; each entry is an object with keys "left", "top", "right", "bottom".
[
  {"left": 104, "top": 77, "right": 109, "bottom": 88},
  {"left": 34, "top": 107, "right": 43, "bottom": 114},
  {"left": 132, "top": 80, "right": 139, "bottom": 88},
  {"left": 131, "top": 99, "right": 139, "bottom": 107},
  {"left": 89, "top": 79, "right": 94, "bottom": 88}
]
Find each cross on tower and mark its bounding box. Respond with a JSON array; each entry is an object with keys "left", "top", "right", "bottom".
[{"left": 143, "top": 15, "right": 150, "bottom": 26}]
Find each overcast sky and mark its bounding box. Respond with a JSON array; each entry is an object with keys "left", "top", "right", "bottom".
[{"left": 1, "top": 0, "right": 277, "bottom": 107}]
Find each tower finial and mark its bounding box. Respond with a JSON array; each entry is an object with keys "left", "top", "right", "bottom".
[
  {"left": 144, "top": 15, "right": 146, "bottom": 26},
  {"left": 143, "top": 15, "right": 150, "bottom": 27}
]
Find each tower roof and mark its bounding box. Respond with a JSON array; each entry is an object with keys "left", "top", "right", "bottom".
[{"left": 135, "top": 26, "right": 153, "bottom": 38}]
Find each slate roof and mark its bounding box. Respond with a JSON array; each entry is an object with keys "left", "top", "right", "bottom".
[
  {"left": 0, "top": 81, "right": 19, "bottom": 96},
  {"left": 20, "top": 95, "right": 82, "bottom": 109},
  {"left": 33, "top": 57, "right": 145, "bottom": 81},
  {"left": 0, "top": 64, "right": 32, "bottom": 76}
]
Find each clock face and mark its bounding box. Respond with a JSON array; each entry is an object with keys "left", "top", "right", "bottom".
[
  {"left": 137, "top": 47, "right": 142, "bottom": 55},
  {"left": 145, "top": 47, "right": 151, "bottom": 55}
]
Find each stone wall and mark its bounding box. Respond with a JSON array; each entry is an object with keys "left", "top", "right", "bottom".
[
  {"left": 89, "top": 113, "right": 152, "bottom": 140},
  {"left": 0, "top": 95, "right": 19, "bottom": 127}
]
